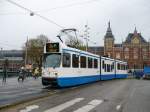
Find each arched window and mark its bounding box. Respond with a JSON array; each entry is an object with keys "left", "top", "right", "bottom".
[{"left": 125, "top": 47, "right": 129, "bottom": 52}]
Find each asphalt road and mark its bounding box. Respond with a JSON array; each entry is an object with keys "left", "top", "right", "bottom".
[
  {"left": 0, "top": 77, "right": 48, "bottom": 107},
  {"left": 1, "top": 78, "right": 150, "bottom": 112}
]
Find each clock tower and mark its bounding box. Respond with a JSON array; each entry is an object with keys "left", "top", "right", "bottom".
[{"left": 104, "top": 22, "right": 115, "bottom": 57}]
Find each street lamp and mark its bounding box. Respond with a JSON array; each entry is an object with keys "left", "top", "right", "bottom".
[
  {"left": 94, "top": 42, "right": 96, "bottom": 54},
  {"left": 84, "top": 24, "right": 90, "bottom": 51}
]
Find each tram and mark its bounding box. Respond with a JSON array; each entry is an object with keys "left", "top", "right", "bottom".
[{"left": 42, "top": 42, "right": 128, "bottom": 87}]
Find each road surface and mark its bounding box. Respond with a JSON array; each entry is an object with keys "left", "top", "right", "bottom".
[{"left": 1, "top": 78, "right": 150, "bottom": 112}]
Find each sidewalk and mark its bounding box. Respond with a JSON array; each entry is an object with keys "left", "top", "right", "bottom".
[
  {"left": 0, "top": 77, "right": 45, "bottom": 108},
  {"left": 0, "top": 76, "right": 42, "bottom": 89}
]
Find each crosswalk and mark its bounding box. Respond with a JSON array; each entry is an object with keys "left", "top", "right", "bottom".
[
  {"left": 44, "top": 98, "right": 84, "bottom": 112},
  {"left": 19, "top": 97, "right": 121, "bottom": 112},
  {"left": 73, "top": 99, "right": 103, "bottom": 112}
]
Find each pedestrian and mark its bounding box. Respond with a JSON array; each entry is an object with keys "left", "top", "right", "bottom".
[
  {"left": 18, "top": 67, "right": 26, "bottom": 82},
  {"left": 2, "top": 67, "right": 7, "bottom": 83},
  {"left": 33, "top": 67, "right": 39, "bottom": 79},
  {"left": 2, "top": 59, "right": 8, "bottom": 84}
]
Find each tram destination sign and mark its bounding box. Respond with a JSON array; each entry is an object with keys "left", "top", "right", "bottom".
[{"left": 46, "top": 43, "right": 59, "bottom": 52}]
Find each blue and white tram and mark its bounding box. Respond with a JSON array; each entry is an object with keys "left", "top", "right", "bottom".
[{"left": 42, "top": 42, "right": 128, "bottom": 87}]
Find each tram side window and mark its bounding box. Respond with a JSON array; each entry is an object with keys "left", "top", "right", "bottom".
[
  {"left": 125, "top": 65, "right": 127, "bottom": 70},
  {"left": 111, "top": 62, "right": 114, "bottom": 71},
  {"left": 62, "top": 53, "right": 71, "bottom": 67},
  {"left": 117, "top": 63, "right": 120, "bottom": 70},
  {"left": 88, "top": 57, "right": 93, "bottom": 68},
  {"left": 123, "top": 65, "right": 125, "bottom": 70},
  {"left": 94, "top": 59, "right": 98, "bottom": 68},
  {"left": 72, "top": 54, "right": 79, "bottom": 68},
  {"left": 104, "top": 64, "right": 107, "bottom": 72},
  {"left": 80, "top": 56, "right": 86, "bottom": 68},
  {"left": 107, "top": 64, "right": 111, "bottom": 72},
  {"left": 102, "top": 60, "right": 105, "bottom": 69}
]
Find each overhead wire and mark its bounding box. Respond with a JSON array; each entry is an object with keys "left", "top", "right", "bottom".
[
  {"left": 0, "top": 0, "right": 99, "bottom": 15},
  {"left": 37, "top": 0, "right": 99, "bottom": 13},
  {"left": 5, "top": 0, "right": 65, "bottom": 29},
  {"left": 4, "top": 0, "right": 97, "bottom": 46}
]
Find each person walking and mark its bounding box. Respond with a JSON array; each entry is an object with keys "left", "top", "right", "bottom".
[
  {"left": 2, "top": 59, "right": 8, "bottom": 84},
  {"left": 33, "top": 67, "right": 39, "bottom": 79},
  {"left": 2, "top": 66, "right": 7, "bottom": 83},
  {"left": 18, "top": 67, "right": 26, "bottom": 82}
]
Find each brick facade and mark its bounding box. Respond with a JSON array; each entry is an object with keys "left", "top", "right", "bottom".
[{"left": 104, "top": 23, "right": 150, "bottom": 69}]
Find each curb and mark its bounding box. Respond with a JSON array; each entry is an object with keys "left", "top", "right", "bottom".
[{"left": 0, "top": 91, "right": 57, "bottom": 110}]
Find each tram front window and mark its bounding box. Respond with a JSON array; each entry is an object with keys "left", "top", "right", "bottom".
[{"left": 44, "top": 53, "right": 61, "bottom": 68}]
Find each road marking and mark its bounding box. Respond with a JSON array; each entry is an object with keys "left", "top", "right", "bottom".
[
  {"left": 74, "top": 99, "right": 103, "bottom": 112},
  {"left": 44, "top": 98, "right": 84, "bottom": 112},
  {"left": 20, "top": 105, "right": 39, "bottom": 112},
  {"left": 116, "top": 104, "right": 121, "bottom": 110}
]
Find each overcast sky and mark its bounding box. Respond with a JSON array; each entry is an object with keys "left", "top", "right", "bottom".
[{"left": 0, "top": 0, "right": 150, "bottom": 50}]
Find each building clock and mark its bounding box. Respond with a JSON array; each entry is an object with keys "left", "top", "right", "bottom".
[{"left": 132, "top": 37, "right": 140, "bottom": 44}]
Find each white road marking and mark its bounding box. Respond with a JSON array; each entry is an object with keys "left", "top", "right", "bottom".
[
  {"left": 19, "top": 105, "right": 39, "bottom": 112},
  {"left": 44, "top": 98, "right": 84, "bottom": 112},
  {"left": 116, "top": 104, "right": 121, "bottom": 110},
  {"left": 74, "top": 99, "right": 103, "bottom": 112}
]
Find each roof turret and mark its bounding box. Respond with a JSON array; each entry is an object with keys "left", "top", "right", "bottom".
[{"left": 104, "top": 21, "right": 114, "bottom": 39}]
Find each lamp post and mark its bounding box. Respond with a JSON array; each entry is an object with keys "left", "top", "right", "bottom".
[
  {"left": 25, "top": 37, "right": 28, "bottom": 68},
  {"left": 84, "top": 24, "right": 90, "bottom": 51},
  {"left": 94, "top": 42, "right": 96, "bottom": 54}
]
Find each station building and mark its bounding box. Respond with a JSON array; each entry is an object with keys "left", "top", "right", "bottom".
[
  {"left": 88, "top": 22, "right": 150, "bottom": 69},
  {"left": 0, "top": 50, "right": 23, "bottom": 72}
]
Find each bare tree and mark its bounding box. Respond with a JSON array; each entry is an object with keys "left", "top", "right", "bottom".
[
  {"left": 23, "top": 34, "right": 49, "bottom": 73},
  {"left": 65, "top": 36, "right": 85, "bottom": 50}
]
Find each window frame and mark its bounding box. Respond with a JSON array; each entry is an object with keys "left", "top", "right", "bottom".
[
  {"left": 62, "top": 53, "right": 71, "bottom": 67},
  {"left": 72, "top": 54, "right": 79, "bottom": 68},
  {"left": 88, "top": 57, "right": 93, "bottom": 68},
  {"left": 80, "top": 56, "right": 86, "bottom": 68},
  {"left": 94, "top": 59, "right": 98, "bottom": 68}
]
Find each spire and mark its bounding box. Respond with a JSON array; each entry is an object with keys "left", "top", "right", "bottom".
[
  {"left": 134, "top": 27, "right": 137, "bottom": 34},
  {"left": 107, "top": 21, "right": 111, "bottom": 32},
  {"left": 105, "top": 21, "right": 114, "bottom": 39},
  {"left": 134, "top": 27, "right": 138, "bottom": 36},
  {"left": 108, "top": 21, "right": 110, "bottom": 28}
]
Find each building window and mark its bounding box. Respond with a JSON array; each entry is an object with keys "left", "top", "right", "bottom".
[
  {"left": 133, "top": 48, "right": 138, "bottom": 59},
  {"left": 133, "top": 54, "right": 138, "bottom": 59},
  {"left": 142, "top": 48, "right": 147, "bottom": 52},
  {"left": 72, "top": 54, "right": 79, "bottom": 68},
  {"left": 133, "top": 48, "right": 138, "bottom": 53},
  {"left": 125, "top": 53, "right": 129, "bottom": 59},
  {"left": 143, "top": 55, "right": 147, "bottom": 60},
  {"left": 80, "top": 56, "right": 86, "bottom": 68},
  {"left": 62, "top": 53, "right": 71, "bottom": 67},
  {"left": 125, "top": 47, "right": 129, "bottom": 52},
  {"left": 116, "top": 53, "right": 120, "bottom": 59}
]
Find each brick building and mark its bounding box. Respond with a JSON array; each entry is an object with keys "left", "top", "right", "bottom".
[
  {"left": 104, "top": 22, "right": 150, "bottom": 69},
  {"left": 88, "top": 22, "right": 150, "bottom": 69}
]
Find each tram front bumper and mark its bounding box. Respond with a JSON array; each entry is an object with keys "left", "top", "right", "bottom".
[{"left": 42, "top": 77, "right": 57, "bottom": 86}]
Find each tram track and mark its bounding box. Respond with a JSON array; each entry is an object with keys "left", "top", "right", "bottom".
[
  {"left": 0, "top": 80, "right": 101, "bottom": 111},
  {"left": 0, "top": 86, "right": 59, "bottom": 110}
]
